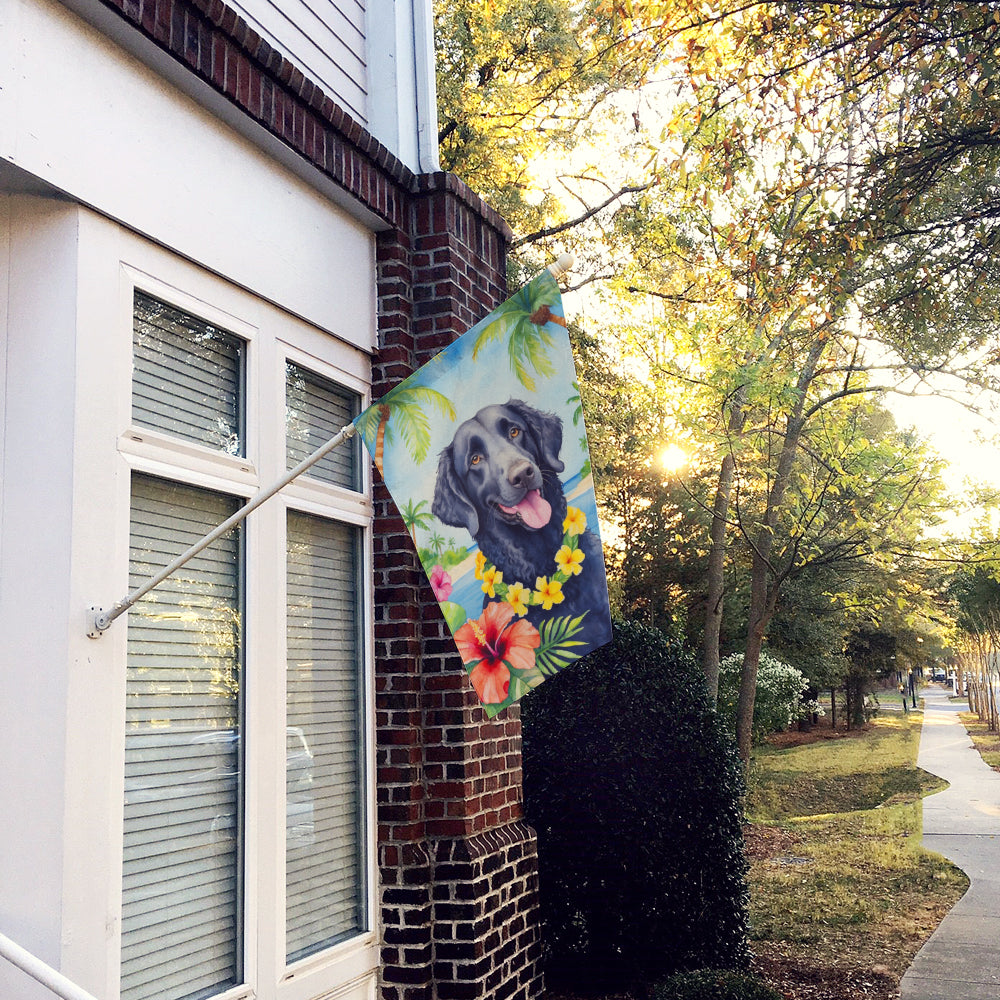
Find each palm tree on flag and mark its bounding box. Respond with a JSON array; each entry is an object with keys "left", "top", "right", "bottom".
[
  {"left": 401, "top": 499, "right": 433, "bottom": 546},
  {"left": 428, "top": 531, "right": 446, "bottom": 558},
  {"left": 472, "top": 274, "right": 565, "bottom": 392},
  {"left": 355, "top": 382, "right": 455, "bottom": 476}
]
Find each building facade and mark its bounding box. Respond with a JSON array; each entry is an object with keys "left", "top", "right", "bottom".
[{"left": 0, "top": 1, "right": 542, "bottom": 998}]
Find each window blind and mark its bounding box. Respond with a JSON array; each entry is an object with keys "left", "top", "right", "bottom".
[
  {"left": 285, "top": 362, "right": 360, "bottom": 490},
  {"left": 285, "top": 511, "right": 366, "bottom": 962},
  {"left": 133, "top": 291, "right": 245, "bottom": 456},
  {"left": 122, "top": 474, "right": 244, "bottom": 1000}
]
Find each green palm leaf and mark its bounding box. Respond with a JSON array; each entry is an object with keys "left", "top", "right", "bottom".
[
  {"left": 354, "top": 406, "right": 383, "bottom": 450},
  {"left": 535, "top": 614, "right": 588, "bottom": 676},
  {"left": 376, "top": 383, "right": 456, "bottom": 465},
  {"left": 471, "top": 274, "right": 563, "bottom": 389}
]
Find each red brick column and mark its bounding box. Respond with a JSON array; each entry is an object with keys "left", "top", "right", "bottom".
[{"left": 373, "top": 178, "right": 542, "bottom": 1000}]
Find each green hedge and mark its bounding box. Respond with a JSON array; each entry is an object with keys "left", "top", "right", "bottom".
[
  {"left": 522, "top": 619, "right": 750, "bottom": 990},
  {"left": 653, "top": 970, "right": 783, "bottom": 1000}
]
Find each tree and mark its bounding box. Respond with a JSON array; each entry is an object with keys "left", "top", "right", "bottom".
[
  {"left": 435, "top": 0, "right": 1000, "bottom": 766},
  {"left": 355, "top": 383, "right": 455, "bottom": 477},
  {"left": 400, "top": 498, "right": 434, "bottom": 546}
]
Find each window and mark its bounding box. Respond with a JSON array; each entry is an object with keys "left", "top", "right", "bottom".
[
  {"left": 123, "top": 476, "right": 244, "bottom": 1000},
  {"left": 132, "top": 291, "right": 245, "bottom": 456},
  {"left": 285, "top": 512, "right": 366, "bottom": 960},
  {"left": 121, "top": 285, "right": 372, "bottom": 1000},
  {"left": 285, "top": 361, "right": 360, "bottom": 490}
]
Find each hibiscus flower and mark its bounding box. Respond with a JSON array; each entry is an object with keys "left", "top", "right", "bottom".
[
  {"left": 555, "top": 544, "right": 585, "bottom": 577},
  {"left": 429, "top": 564, "right": 452, "bottom": 602},
  {"left": 563, "top": 507, "right": 587, "bottom": 536},
  {"left": 534, "top": 576, "right": 565, "bottom": 611},
  {"left": 505, "top": 581, "right": 530, "bottom": 616},
  {"left": 481, "top": 565, "right": 503, "bottom": 598},
  {"left": 474, "top": 550, "right": 487, "bottom": 580},
  {"left": 455, "top": 602, "right": 540, "bottom": 704}
]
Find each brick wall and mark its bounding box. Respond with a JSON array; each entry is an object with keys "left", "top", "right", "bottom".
[
  {"left": 95, "top": 1, "right": 543, "bottom": 996},
  {"left": 373, "top": 183, "right": 542, "bottom": 1000}
]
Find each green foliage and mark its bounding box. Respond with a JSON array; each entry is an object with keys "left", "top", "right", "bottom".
[
  {"left": 418, "top": 545, "right": 467, "bottom": 573},
  {"left": 653, "top": 970, "right": 783, "bottom": 1000},
  {"left": 718, "top": 652, "right": 808, "bottom": 744},
  {"left": 522, "top": 620, "right": 749, "bottom": 989},
  {"left": 534, "top": 614, "right": 586, "bottom": 676}
]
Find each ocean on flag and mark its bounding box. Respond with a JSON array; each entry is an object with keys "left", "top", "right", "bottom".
[{"left": 355, "top": 270, "right": 612, "bottom": 717}]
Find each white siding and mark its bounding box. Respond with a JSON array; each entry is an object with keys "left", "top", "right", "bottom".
[{"left": 232, "top": 0, "right": 368, "bottom": 125}]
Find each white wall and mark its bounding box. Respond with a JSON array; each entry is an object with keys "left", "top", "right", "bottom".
[
  {"left": 0, "top": 0, "right": 377, "bottom": 352},
  {"left": 225, "top": 0, "right": 441, "bottom": 174},
  {"left": 365, "top": 0, "right": 440, "bottom": 173},
  {"left": 0, "top": 197, "right": 376, "bottom": 999},
  {"left": 0, "top": 197, "right": 78, "bottom": 1000}
]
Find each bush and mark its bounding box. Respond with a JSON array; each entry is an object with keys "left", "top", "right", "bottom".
[
  {"left": 718, "top": 651, "right": 808, "bottom": 743},
  {"left": 653, "top": 970, "right": 784, "bottom": 1000},
  {"left": 522, "top": 619, "right": 750, "bottom": 990}
]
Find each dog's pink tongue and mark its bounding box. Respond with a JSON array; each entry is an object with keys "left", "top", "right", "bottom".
[{"left": 502, "top": 490, "right": 551, "bottom": 529}]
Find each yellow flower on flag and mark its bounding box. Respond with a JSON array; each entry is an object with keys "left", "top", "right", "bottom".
[
  {"left": 506, "top": 581, "right": 530, "bottom": 616},
  {"left": 481, "top": 566, "right": 503, "bottom": 599},
  {"left": 534, "top": 576, "right": 564, "bottom": 611},
  {"left": 563, "top": 507, "right": 587, "bottom": 536},
  {"left": 555, "top": 545, "right": 585, "bottom": 576},
  {"left": 474, "top": 550, "right": 487, "bottom": 580}
]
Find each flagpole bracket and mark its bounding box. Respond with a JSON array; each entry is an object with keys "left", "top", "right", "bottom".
[{"left": 87, "top": 606, "right": 110, "bottom": 639}]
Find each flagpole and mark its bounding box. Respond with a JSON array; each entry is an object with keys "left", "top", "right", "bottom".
[{"left": 87, "top": 422, "right": 357, "bottom": 637}]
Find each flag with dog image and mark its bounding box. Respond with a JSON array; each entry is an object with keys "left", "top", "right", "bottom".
[{"left": 354, "top": 270, "right": 612, "bottom": 717}]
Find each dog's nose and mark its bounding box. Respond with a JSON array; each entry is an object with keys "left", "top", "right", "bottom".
[{"left": 508, "top": 460, "right": 537, "bottom": 490}]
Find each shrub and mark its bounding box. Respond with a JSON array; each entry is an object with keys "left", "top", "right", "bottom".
[
  {"left": 521, "top": 619, "right": 750, "bottom": 990},
  {"left": 653, "top": 970, "right": 784, "bottom": 1000},
  {"left": 718, "top": 651, "right": 808, "bottom": 743}
]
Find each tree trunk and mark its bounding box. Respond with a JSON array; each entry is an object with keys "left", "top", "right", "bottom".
[
  {"left": 703, "top": 451, "right": 737, "bottom": 707},
  {"left": 372, "top": 404, "right": 393, "bottom": 478},
  {"left": 702, "top": 395, "right": 746, "bottom": 708},
  {"left": 830, "top": 688, "right": 837, "bottom": 729},
  {"left": 736, "top": 548, "right": 776, "bottom": 765},
  {"left": 735, "top": 336, "right": 825, "bottom": 771}
]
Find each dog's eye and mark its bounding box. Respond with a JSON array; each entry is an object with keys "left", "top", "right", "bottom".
[
  {"left": 509, "top": 427, "right": 520, "bottom": 439},
  {"left": 470, "top": 454, "right": 482, "bottom": 467}
]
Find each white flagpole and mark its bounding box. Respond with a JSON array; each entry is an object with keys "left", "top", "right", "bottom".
[{"left": 87, "top": 423, "right": 357, "bottom": 637}]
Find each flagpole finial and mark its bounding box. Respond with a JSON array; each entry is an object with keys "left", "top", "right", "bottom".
[{"left": 548, "top": 253, "right": 575, "bottom": 279}]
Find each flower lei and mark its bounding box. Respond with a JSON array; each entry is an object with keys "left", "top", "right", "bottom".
[{"left": 474, "top": 506, "right": 588, "bottom": 616}]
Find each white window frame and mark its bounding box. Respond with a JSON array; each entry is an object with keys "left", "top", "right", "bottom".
[{"left": 114, "top": 260, "right": 377, "bottom": 1000}]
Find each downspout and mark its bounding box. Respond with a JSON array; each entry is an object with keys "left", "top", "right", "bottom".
[{"left": 411, "top": 0, "right": 441, "bottom": 173}]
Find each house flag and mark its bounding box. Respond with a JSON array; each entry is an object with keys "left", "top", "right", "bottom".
[{"left": 354, "top": 269, "right": 612, "bottom": 717}]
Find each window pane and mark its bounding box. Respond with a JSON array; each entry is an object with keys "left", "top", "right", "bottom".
[
  {"left": 123, "top": 474, "right": 244, "bottom": 1000},
  {"left": 286, "top": 511, "right": 366, "bottom": 961},
  {"left": 133, "top": 291, "right": 245, "bottom": 456},
  {"left": 286, "top": 362, "right": 361, "bottom": 490}
]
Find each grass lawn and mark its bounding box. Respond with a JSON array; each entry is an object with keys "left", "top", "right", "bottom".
[
  {"left": 958, "top": 711, "right": 1000, "bottom": 771},
  {"left": 746, "top": 711, "right": 968, "bottom": 999}
]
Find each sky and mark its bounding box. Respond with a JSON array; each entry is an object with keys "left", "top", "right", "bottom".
[{"left": 888, "top": 390, "right": 1000, "bottom": 535}]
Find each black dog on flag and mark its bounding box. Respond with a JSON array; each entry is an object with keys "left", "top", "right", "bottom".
[{"left": 432, "top": 399, "right": 610, "bottom": 644}]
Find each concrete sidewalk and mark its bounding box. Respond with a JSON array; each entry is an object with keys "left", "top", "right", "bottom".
[{"left": 900, "top": 688, "right": 1000, "bottom": 1000}]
